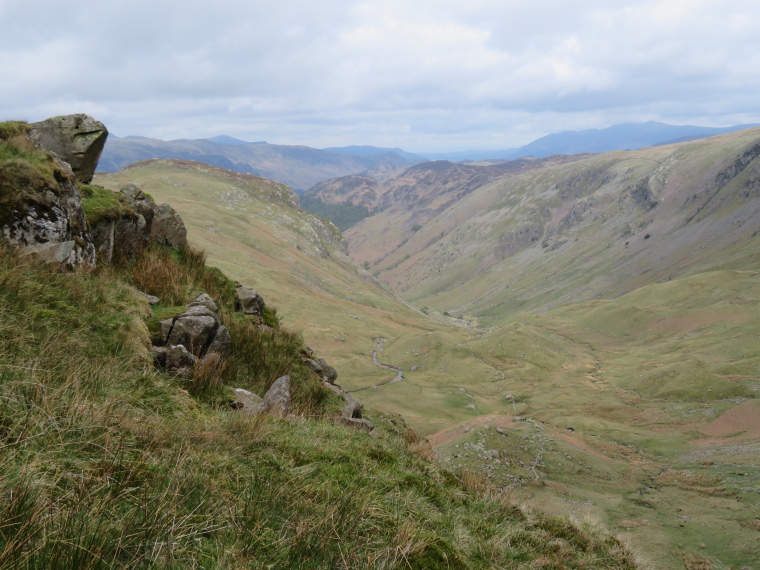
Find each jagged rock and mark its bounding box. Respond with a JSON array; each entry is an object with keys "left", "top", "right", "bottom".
[
  {"left": 159, "top": 318, "right": 174, "bottom": 342},
  {"left": 235, "top": 286, "right": 265, "bottom": 315},
  {"left": 261, "top": 375, "right": 291, "bottom": 414},
  {"left": 1, "top": 131, "right": 96, "bottom": 269},
  {"left": 324, "top": 382, "right": 363, "bottom": 419},
  {"left": 149, "top": 346, "right": 168, "bottom": 368},
  {"left": 188, "top": 293, "right": 219, "bottom": 314},
  {"left": 317, "top": 357, "right": 338, "bottom": 383},
  {"left": 230, "top": 388, "right": 262, "bottom": 411},
  {"left": 29, "top": 114, "right": 108, "bottom": 184},
  {"left": 167, "top": 314, "right": 217, "bottom": 356},
  {"left": 150, "top": 203, "right": 188, "bottom": 250},
  {"left": 92, "top": 184, "right": 188, "bottom": 260},
  {"left": 24, "top": 240, "right": 91, "bottom": 266},
  {"left": 208, "top": 325, "right": 232, "bottom": 354},
  {"left": 165, "top": 344, "right": 198, "bottom": 377}
]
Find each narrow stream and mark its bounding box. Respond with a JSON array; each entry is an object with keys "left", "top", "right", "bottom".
[{"left": 349, "top": 338, "right": 404, "bottom": 393}]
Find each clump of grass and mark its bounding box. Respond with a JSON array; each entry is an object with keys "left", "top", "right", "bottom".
[
  {"left": 130, "top": 245, "right": 188, "bottom": 305},
  {"left": 79, "top": 184, "right": 136, "bottom": 226},
  {"left": 683, "top": 552, "right": 713, "bottom": 570}
]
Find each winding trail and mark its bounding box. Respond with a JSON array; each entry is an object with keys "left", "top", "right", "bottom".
[{"left": 349, "top": 338, "right": 404, "bottom": 393}]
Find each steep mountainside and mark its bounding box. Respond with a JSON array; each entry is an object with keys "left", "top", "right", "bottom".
[
  {"left": 303, "top": 155, "right": 590, "bottom": 231},
  {"left": 99, "top": 136, "right": 422, "bottom": 190},
  {"left": 345, "top": 127, "right": 760, "bottom": 325}
]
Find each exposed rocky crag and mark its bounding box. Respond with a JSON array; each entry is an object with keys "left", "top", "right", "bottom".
[
  {"left": 30, "top": 114, "right": 108, "bottom": 184},
  {"left": 89, "top": 183, "right": 188, "bottom": 262},
  {"left": 0, "top": 114, "right": 192, "bottom": 268}
]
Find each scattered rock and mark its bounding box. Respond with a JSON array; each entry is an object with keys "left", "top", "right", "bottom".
[
  {"left": 317, "top": 357, "right": 338, "bottom": 383},
  {"left": 325, "top": 382, "right": 363, "bottom": 419},
  {"left": 230, "top": 388, "right": 262, "bottom": 411},
  {"left": 335, "top": 417, "right": 375, "bottom": 432},
  {"left": 235, "top": 286, "right": 265, "bottom": 315},
  {"left": 208, "top": 325, "right": 232, "bottom": 354},
  {"left": 304, "top": 359, "right": 323, "bottom": 374},
  {"left": 149, "top": 346, "right": 168, "bottom": 368},
  {"left": 259, "top": 375, "right": 291, "bottom": 415},
  {"left": 188, "top": 293, "right": 219, "bottom": 314},
  {"left": 167, "top": 313, "right": 218, "bottom": 356},
  {"left": 411, "top": 365, "right": 419, "bottom": 372},
  {"left": 135, "top": 289, "right": 160, "bottom": 304},
  {"left": 165, "top": 344, "right": 198, "bottom": 377}
]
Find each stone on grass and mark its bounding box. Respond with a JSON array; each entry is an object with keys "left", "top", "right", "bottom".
[
  {"left": 235, "top": 286, "right": 265, "bottom": 315},
  {"left": 167, "top": 315, "right": 217, "bottom": 356},
  {"left": 165, "top": 344, "right": 198, "bottom": 377}
]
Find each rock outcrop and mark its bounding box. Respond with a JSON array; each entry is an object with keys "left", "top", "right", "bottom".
[
  {"left": 0, "top": 122, "right": 96, "bottom": 269},
  {"left": 151, "top": 293, "right": 230, "bottom": 377},
  {"left": 91, "top": 184, "right": 188, "bottom": 262},
  {"left": 29, "top": 114, "right": 108, "bottom": 184}
]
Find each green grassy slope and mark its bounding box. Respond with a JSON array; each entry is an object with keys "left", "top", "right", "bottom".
[
  {"left": 94, "top": 153, "right": 760, "bottom": 568},
  {"left": 94, "top": 160, "right": 497, "bottom": 428},
  {"left": 0, "top": 243, "right": 643, "bottom": 568}
]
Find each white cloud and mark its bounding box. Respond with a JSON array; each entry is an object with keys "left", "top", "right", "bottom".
[{"left": 1, "top": 0, "right": 759, "bottom": 151}]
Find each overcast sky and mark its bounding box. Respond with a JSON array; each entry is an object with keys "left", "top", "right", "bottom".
[{"left": 2, "top": 0, "right": 759, "bottom": 151}]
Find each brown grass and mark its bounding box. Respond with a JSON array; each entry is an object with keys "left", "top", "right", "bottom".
[{"left": 654, "top": 470, "right": 731, "bottom": 496}]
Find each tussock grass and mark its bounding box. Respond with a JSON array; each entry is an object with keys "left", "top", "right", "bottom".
[
  {"left": 0, "top": 242, "right": 638, "bottom": 568},
  {"left": 79, "top": 184, "right": 136, "bottom": 226}
]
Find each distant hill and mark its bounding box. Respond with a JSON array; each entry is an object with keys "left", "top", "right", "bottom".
[
  {"left": 205, "top": 135, "right": 266, "bottom": 145},
  {"left": 323, "top": 145, "right": 426, "bottom": 162},
  {"left": 99, "top": 136, "right": 421, "bottom": 191},
  {"left": 419, "top": 122, "right": 760, "bottom": 161},
  {"left": 511, "top": 121, "right": 760, "bottom": 158}
]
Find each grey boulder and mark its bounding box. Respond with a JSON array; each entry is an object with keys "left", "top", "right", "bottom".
[
  {"left": 235, "top": 286, "right": 265, "bottom": 315},
  {"left": 30, "top": 114, "right": 108, "bottom": 184}
]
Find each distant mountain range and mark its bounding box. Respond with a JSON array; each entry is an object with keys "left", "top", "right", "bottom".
[
  {"left": 98, "top": 137, "right": 423, "bottom": 191},
  {"left": 101, "top": 122, "right": 759, "bottom": 190},
  {"left": 420, "top": 121, "right": 759, "bottom": 161}
]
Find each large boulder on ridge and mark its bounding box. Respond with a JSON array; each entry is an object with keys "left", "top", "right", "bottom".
[{"left": 30, "top": 114, "right": 108, "bottom": 184}]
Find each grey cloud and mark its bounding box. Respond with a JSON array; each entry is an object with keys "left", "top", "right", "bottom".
[{"left": 1, "top": 0, "right": 759, "bottom": 151}]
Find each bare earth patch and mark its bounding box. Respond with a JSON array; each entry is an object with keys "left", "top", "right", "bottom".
[{"left": 691, "top": 400, "right": 760, "bottom": 445}]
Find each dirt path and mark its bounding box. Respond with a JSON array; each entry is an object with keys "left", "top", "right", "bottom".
[{"left": 349, "top": 338, "right": 404, "bottom": 393}]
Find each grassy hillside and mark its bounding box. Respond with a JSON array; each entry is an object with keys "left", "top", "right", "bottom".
[
  {"left": 93, "top": 154, "right": 760, "bottom": 568},
  {"left": 346, "top": 128, "right": 760, "bottom": 327},
  {"left": 0, "top": 242, "right": 641, "bottom": 568}
]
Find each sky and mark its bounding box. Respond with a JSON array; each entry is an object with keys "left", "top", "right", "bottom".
[{"left": 2, "top": 0, "right": 760, "bottom": 152}]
